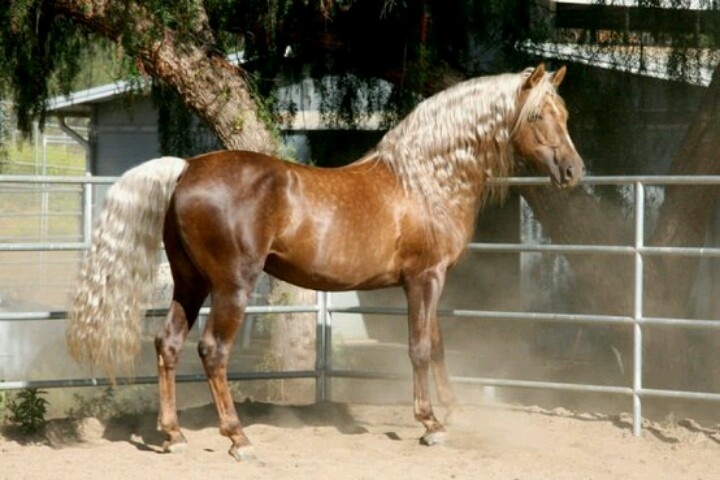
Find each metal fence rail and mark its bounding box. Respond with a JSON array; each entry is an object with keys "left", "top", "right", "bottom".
[{"left": 1, "top": 174, "right": 720, "bottom": 438}]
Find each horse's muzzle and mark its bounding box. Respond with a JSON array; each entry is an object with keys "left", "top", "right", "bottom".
[{"left": 554, "top": 155, "right": 584, "bottom": 188}]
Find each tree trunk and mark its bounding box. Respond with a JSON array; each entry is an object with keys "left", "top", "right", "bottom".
[
  {"left": 266, "top": 282, "right": 317, "bottom": 404},
  {"left": 647, "top": 64, "right": 720, "bottom": 313},
  {"left": 518, "top": 185, "right": 633, "bottom": 315}
]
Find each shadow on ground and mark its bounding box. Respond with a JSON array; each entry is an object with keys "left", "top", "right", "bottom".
[{"left": 1, "top": 401, "right": 371, "bottom": 451}]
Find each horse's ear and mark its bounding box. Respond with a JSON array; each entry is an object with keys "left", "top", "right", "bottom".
[
  {"left": 523, "top": 63, "right": 546, "bottom": 89},
  {"left": 552, "top": 66, "right": 567, "bottom": 87}
]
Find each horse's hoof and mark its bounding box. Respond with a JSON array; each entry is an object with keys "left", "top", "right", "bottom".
[
  {"left": 163, "top": 438, "right": 188, "bottom": 454},
  {"left": 229, "top": 445, "right": 256, "bottom": 462},
  {"left": 420, "top": 430, "right": 448, "bottom": 446}
]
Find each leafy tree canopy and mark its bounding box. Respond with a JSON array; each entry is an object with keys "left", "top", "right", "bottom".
[
  {"left": 0, "top": 0, "right": 535, "bottom": 140},
  {"left": 1, "top": 0, "right": 718, "bottom": 150}
]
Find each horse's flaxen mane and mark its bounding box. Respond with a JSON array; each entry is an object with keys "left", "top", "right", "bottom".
[{"left": 373, "top": 68, "right": 560, "bottom": 214}]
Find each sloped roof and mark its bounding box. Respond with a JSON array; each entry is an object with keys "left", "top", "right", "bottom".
[
  {"left": 45, "top": 80, "right": 141, "bottom": 115},
  {"left": 522, "top": 41, "right": 718, "bottom": 86},
  {"left": 45, "top": 52, "right": 246, "bottom": 115},
  {"left": 46, "top": 72, "right": 393, "bottom": 130},
  {"left": 529, "top": 1, "right": 720, "bottom": 85}
]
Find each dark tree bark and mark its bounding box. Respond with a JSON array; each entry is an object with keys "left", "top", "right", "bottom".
[{"left": 648, "top": 65, "right": 720, "bottom": 314}]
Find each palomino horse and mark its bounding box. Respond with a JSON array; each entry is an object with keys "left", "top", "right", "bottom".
[{"left": 67, "top": 64, "right": 583, "bottom": 460}]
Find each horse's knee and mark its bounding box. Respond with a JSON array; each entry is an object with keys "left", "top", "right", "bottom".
[
  {"left": 197, "top": 338, "right": 214, "bottom": 360},
  {"left": 155, "top": 334, "right": 181, "bottom": 368},
  {"left": 198, "top": 338, "right": 226, "bottom": 370},
  {"left": 155, "top": 305, "right": 192, "bottom": 368},
  {"left": 409, "top": 338, "right": 431, "bottom": 368}
]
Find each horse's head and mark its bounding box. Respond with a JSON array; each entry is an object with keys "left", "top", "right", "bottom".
[{"left": 512, "top": 64, "right": 584, "bottom": 188}]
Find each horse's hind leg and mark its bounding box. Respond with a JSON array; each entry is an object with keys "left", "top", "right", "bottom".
[
  {"left": 155, "top": 216, "right": 209, "bottom": 453},
  {"left": 199, "top": 274, "right": 259, "bottom": 461},
  {"left": 155, "top": 287, "right": 207, "bottom": 452}
]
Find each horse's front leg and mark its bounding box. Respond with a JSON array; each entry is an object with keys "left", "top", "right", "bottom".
[
  {"left": 404, "top": 268, "right": 448, "bottom": 446},
  {"left": 430, "top": 312, "right": 457, "bottom": 420}
]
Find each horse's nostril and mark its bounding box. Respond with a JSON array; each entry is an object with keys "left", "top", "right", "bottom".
[{"left": 564, "top": 164, "right": 574, "bottom": 181}]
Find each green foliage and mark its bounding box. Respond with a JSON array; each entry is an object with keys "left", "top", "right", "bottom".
[
  {"left": 0, "top": 102, "right": 10, "bottom": 165},
  {"left": 3, "top": 0, "right": 714, "bottom": 156},
  {"left": 0, "top": 1, "right": 90, "bottom": 134},
  {"left": 0, "top": 389, "right": 7, "bottom": 418},
  {"left": 152, "top": 83, "right": 199, "bottom": 157},
  {"left": 110, "top": 1, "right": 208, "bottom": 53},
  {"left": 0, "top": 0, "right": 538, "bottom": 142},
  {"left": 66, "top": 387, "right": 129, "bottom": 420},
  {"left": 248, "top": 71, "right": 284, "bottom": 144},
  {"left": 6, "top": 388, "right": 49, "bottom": 435},
  {"left": 0, "top": 0, "right": 215, "bottom": 138}
]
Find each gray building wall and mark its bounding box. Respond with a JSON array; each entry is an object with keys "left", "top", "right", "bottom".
[{"left": 90, "top": 97, "right": 161, "bottom": 176}]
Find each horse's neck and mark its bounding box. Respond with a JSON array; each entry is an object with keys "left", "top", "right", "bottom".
[
  {"left": 423, "top": 142, "right": 513, "bottom": 255},
  {"left": 420, "top": 187, "right": 478, "bottom": 249},
  {"left": 431, "top": 142, "right": 511, "bottom": 211}
]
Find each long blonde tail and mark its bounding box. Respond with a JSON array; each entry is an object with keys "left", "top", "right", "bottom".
[{"left": 67, "top": 156, "right": 188, "bottom": 379}]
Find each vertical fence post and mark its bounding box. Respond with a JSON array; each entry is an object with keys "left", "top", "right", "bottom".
[
  {"left": 39, "top": 136, "right": 50, "bottom": 287},
  {"left": 316, "top": 290, "right": 328, "bottom": 402},
  {"left": 33, "top": 121, "right": 39, "bottom": 175},
  {"left": 323, "top": 292, "right": 333, "bottom": 401},
  {"left": 633, "top": 181, "right": 645, "bottom": 436},
  {"left": 83, "top": 173, "right": 96, "bottom": 388},
  {"left": 40, "top": 135, "right": 49, "bottom": 243},
  {"left": 83, "top": 173, "right": 93, "bottom": 246}
]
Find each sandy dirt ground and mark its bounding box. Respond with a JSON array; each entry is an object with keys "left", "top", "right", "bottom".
[{"left": 1, "top": 401, "right": 719, "bottom": 480}]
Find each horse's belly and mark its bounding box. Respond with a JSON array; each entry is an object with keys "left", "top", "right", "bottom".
[{"left": 263, "top": 244, "right": 402, "bottom": 292}]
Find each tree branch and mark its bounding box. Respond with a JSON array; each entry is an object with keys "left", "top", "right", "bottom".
[{"left": 46, "top": 0, "right": 277, "bottom": 153}]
